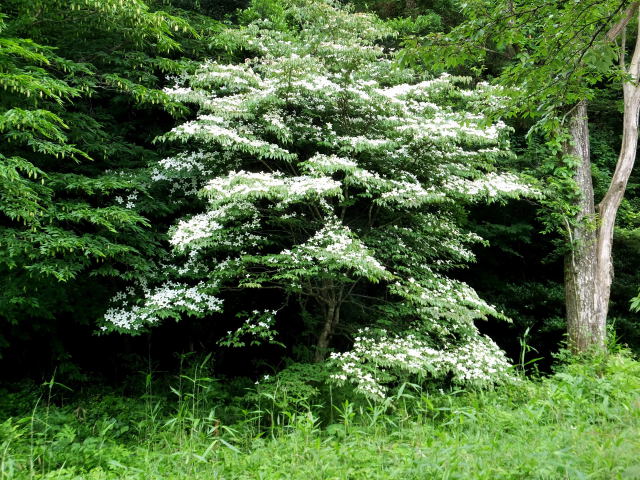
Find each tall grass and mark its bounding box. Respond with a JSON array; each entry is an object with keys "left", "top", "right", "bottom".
[{"left": 1, "top": 351, "right": 639, "bottom": 479}]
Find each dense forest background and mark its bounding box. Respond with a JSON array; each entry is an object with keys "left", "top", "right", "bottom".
[
  {"left": 2, "top": 1, "right": 640, "bottom": 478},
  {"left": 2, "top": 0, "right": 638, "bottom": 385}
]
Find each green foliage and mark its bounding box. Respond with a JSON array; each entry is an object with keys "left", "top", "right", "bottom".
[
  {"left": 0, "top": 0, "right": 226, "bottom": 357},
  {"left": 0, "top": 15, "right": 150, "bottom": 324},
  {"left": 244, "top": 362, "right": 329, "bottom": 431},
  {"left": 1, "top": 351, "right": 639, "bottom": 479},
  {"left": 402, "top": 0, "right": 640, "bottom": 234},
  {"left": 348, "top": 0, "right": 460, "bottom": 29},
  {"left": 414, "top": 0, "right": 630, "bottom": 106}
]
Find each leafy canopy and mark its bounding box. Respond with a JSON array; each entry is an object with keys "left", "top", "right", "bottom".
[{"left": 104, "top": 0, "right": 533, "bottom": 397}]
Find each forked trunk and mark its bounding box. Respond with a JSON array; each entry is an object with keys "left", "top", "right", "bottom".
[{"left": 564, "top": 11, "right": 640, "bottom": 353}]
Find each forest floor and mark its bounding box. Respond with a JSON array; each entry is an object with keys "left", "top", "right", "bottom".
[{"left": 1, "top": 352, "right": 639, "bottom": 479}]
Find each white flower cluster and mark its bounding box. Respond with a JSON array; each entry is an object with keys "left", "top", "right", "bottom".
[
  {"left": 445, "top": 172, "right": 539, "bottom": 200},
  {"left": 397, "top": 275, "right": 503, "bottom": 322},
  {"left": 114, "top": 191, "right": 138, "bottom": 209},
  {"left": 374, "top": 76, "right": 512, "bottom": 153},
  {"left": 284, "top": 221, "right": 390, "bottom": 279},
  {"left": 379, "top": 78, "right": 443, "bottom": 101},
  {"left": 219, "top": 309, "right": 279, "bottom": 348},
  {"left": 104, "top": 281, "right": 223, "bottom": 331},
  {"left": 176, "top": 122, "right": 263, "bottom": 147},
  {"left": 301, "top": 153, "right": 358, "bottom": 174},
  {"left": 166, "top": 113, "right": 296, "bottom": 162},
  {"left": 170, "top": 210, "right": 224, "bottom": 247},
  {"left": 150, "top": 151, "right": 220, "bottom": 196},
  {"left": 216, "top": 2, "right": 390, "bottom": 57},
  {"left": 170, "top": 201, "right": 263, "bottom": 252},
  {"left": 203, "top": 170, "right": 343, "bottom": 206},
  {"left": 339, "top": 136, "right": 391, "bottom": 151},
  {"left": 329, "top": 329, "right": 515, "bottom": 400},
  {"left": 192, "top": 62, "right": 261, "bottom": 90},
  {"left": 300, "top": 156, "right": 446, "bottom": 208},
  {"left": 377, "top": 179, "right": 446, "bottom": 207},
  {"left": 154, "top": 151, "right": 214, "bottom": 178}
]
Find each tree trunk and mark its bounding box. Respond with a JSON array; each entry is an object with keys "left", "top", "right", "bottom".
[
  {"left": 564, "top": 12, "right": 640, "bottom": 354},
  {"left": 314, "top": 299, "right": 340, "bottom": 362},
  {"left": 593, "top": 81, "right": 640, "bottom": 340},
  {"left": 563, "top": 101, "right": 601, "bottom": 353}
]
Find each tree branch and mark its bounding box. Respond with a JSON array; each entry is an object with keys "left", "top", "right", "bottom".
[
  {"left": 605, "top": 1, "right": 639, "bottom": 41},
  {"left": 628, "top": 9, "right": 640, "bottom": 78}
]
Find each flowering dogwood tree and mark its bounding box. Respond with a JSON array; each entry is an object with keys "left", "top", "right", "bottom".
[{"left": 103, "top": 0, "right": 533, "bottom": 397}]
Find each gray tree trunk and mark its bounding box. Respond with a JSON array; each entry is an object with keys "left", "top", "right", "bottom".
[
  {"left": 592, "top": 39, "right": 640, "bottom": 347},
  {"left": 565, "top": 11, "right": 640, "bottom": 353},
  {"left": 563, "top": 101, "right": 602, "bottom": 353}
]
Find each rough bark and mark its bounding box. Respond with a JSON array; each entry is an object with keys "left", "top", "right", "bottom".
[
  {"left": 564, "top": 101, "right": 601, "bottom": 353},
  {"left": 565, "top": 10, "right": 640, "bottom": 353}
]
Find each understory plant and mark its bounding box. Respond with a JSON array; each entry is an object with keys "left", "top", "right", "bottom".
[{"left": 103, "top": 0, "right": 534, "bottom": 397}]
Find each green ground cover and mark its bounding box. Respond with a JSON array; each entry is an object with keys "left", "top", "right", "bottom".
[{"left": 1, "top": 352, "right": 639, "bottom": 480}]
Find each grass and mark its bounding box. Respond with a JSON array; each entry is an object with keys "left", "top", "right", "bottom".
[{"left": 1, "top": 351, "right": 639, "bottom": 479}]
